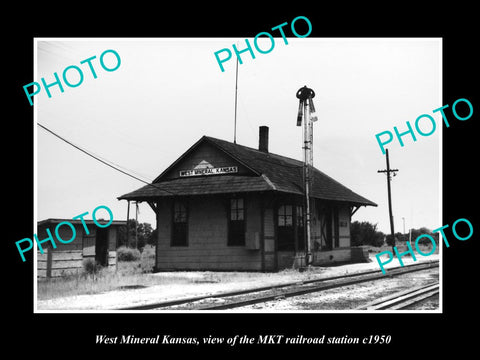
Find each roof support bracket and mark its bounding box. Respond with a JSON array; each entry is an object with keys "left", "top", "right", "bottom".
[
  {"left": 147, "top": 201, "right": 158, "bottom": 213},
  {"left": 350, "top": 205, "right": 362, "bottom": 217}
]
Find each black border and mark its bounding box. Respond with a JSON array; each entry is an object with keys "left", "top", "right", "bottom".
[{"left": 6, "top": 5, "right": 478, "bottom": 356}]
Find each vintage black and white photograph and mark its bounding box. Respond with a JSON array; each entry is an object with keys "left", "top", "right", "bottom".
[{"left": 33, "top": 37, "right": 442, "bottom": 312}]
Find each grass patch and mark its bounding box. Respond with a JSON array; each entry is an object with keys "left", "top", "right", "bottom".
[
  {"left": 117, "top": 246, "right": 141, "bottom": 262},
  {"left": 37, "top": 256, "right": 310, "bottom": 301},
  {"left": 37, "top": 245, "right": 164, "bottom": 300},
  {"left": 37, "top": 245, "right": 283, "bottom": 300}
]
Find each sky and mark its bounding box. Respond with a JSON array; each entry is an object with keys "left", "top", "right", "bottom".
[{"left": 35, "top": 38, "right": 441, "bottom": 234}]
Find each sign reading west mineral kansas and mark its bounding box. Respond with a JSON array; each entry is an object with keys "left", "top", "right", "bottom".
[{"left": 179, "top": 166, "right": 238, "bottom": 177}]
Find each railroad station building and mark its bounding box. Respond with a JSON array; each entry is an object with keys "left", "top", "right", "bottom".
[{"left": 118, "top": 126, "right": 376, "bottom": 272}]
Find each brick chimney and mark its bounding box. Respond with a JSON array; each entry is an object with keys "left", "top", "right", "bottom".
[{"left": 259, "top": 126, "right": 269, "bottom": 153}]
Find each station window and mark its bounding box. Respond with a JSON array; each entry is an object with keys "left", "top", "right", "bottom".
[
  {"left": 228, "top": 198, "right": 245, "bottom": 246},
  {"left": 278, "top": 204, "right": 294, "bottom": 250},
  {"left": 171, "top": 200, "right": 188, "bottom": 246},
  {"left": 278, "top": 204, "right": 305, "bottom": 251},
  {"left": 295, "top": 205, "right": 305, "bottom": 251},
  {"left": 333, "top": 207, "right": 339, "bottom": 248}
]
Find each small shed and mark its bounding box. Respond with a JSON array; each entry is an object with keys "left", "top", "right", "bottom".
[{"left": 36, "top": 218, "right": 126, "bottom": 278}]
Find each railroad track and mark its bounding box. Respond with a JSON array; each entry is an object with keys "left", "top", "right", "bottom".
[
  {"left": 118, "top": 260, "right": 439, "bottom": 311},
  {"left": 356, "top": 282, "right": 439, "bottom": 310}
]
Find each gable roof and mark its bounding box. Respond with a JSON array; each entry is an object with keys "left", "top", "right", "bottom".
[
  {"left": 118, "top": 136, "right": 377, "bottom": 207},
  {"left": 151, "top": 136, "right": 261, "bottom": 183}
]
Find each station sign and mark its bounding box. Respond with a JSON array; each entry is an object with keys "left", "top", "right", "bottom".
[{"left": 179, "top": 166, "right": 238, "bottom": 177}]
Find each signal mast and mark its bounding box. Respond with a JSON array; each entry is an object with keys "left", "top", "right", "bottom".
[{"left": 296, "top": 86, "right": 318, "bottom": 266}]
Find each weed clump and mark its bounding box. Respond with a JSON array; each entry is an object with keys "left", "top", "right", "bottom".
[
  {"left": 82, "top": 258, "right": 102, "bottom": 275},
  {"left": 117, "top": 246, "right": 141, "bottom": 262},
  {"left": 140, "top": 245, "right": 155, "bottom": 273}
]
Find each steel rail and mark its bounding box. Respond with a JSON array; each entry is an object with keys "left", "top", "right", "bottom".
[
  {"left": 196, "top": 262, "right": 439, "bottom": 310},
  {"left": 356, "top": 282, "right": 439, "bottom": 310},
  {"left": 118, "top": 260, "right": 439, "bottom": 311}
]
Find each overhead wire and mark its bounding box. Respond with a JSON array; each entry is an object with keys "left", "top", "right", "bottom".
[{"left": 37, "top": 122, "right": 176, "bottom": 196}]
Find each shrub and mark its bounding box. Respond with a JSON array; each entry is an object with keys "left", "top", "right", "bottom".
[
  {"left": 117, "top": 246, "right": 141, "bottom": 262},
  {"left": 385, "top": 234, "right": 397, "bottom": 247},
  {"left": 351, "top": 221, "right": 384, "bottom": 247},
  {"left": 83, "top": 258, "right": 101, "bottom": 274},
  {"left": 140, "top": 245, "right": 155, "bottom": 273}
]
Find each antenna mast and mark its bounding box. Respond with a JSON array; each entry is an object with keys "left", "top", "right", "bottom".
[{"left": 233, "top": 56, "right": 239, "bottom": 144}]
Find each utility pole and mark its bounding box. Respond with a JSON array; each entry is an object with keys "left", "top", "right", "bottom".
[
  {"left": 135, "top": 201, "right": 139, "bottom": 249},
  {"left": 377, "top": 148, "right": 398, "bottom": 252},
  {"left": 126, "top": 200, "right": 130, "bottom": 248}
]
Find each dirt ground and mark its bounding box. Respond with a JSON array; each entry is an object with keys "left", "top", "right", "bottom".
[{"left": 36, "top": 254, "right": 440, "bottom": 312}]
